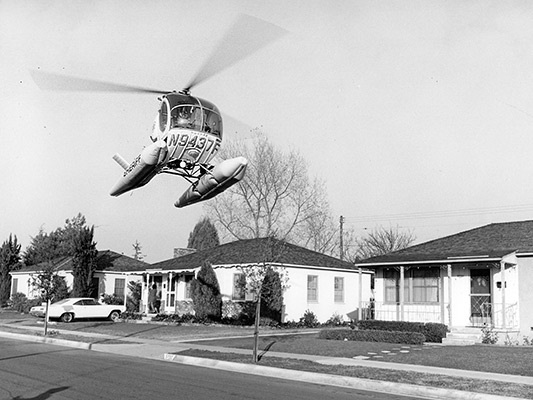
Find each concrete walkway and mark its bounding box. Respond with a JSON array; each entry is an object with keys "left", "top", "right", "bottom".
[{"left": 0, "top": 322, "right": 531, "bottom": 400}]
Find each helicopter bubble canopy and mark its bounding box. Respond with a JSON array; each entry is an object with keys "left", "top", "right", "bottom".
[{"left": 154, "top": 92, "right": 223, "bottom": 140}]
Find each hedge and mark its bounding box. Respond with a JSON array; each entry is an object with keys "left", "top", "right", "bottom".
[
  {"left": 356, "top": 320, "right": 448, "bottom": 343},
  {"left": 319, "top": 328, "right": 426, "bottom": 345}
]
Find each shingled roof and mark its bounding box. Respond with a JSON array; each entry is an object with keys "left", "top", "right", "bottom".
[
  {"left": 151, "top": 237, "right": 357, "bottom": 271},
  {"left": 359, "top": 220, "right": 533, "bottom": 265},
  {"left": 16, "top": 250, "right": 148, "bottom": 273}
]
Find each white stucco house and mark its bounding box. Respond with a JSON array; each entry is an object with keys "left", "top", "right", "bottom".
[
  {"left": 356, "top": 220, "right": 533, "bottom": 341},
  {"left": 10, "top": 250, "right": 148, "bottom": 302},
  {"left": 144, "top": 237, "right": 373, "bottom": 323}
]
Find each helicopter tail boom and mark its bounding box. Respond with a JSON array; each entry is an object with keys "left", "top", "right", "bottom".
[
  {"left": 110, "top": 140, "right": 168, "bottom": 197},
  {"left": 175, "top": 156, "right": 247, "bottom": 208}
]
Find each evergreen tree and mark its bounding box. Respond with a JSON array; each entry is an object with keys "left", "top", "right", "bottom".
[
  {"left": 190, "top": 261, "right": 222, "bottom": 320},
  {"left": 71, "top": 225, "right": 98, "bottom": 297},
  {"left": 260, "top": 268, "right": 283, "bottom": 323},
  {"left": 23, "top": 213, "right": 88, "bottom": 266},
  {"left": 187, "top": 217, "right": 220, "bottom": 250},
  {"left": 0, "top": 234, "right": 21, "bottom": 306}
]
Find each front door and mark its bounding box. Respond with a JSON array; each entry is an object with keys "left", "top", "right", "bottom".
[{"left": 470, "top": 269, "right": 491, "bottom": 326}]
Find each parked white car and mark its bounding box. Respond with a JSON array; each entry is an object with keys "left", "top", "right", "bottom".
[{"left": 30, "top": 297, "right": 126, "bottom": 323}]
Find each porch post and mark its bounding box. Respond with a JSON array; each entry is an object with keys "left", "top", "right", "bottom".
[
  {"left": 447, "top": 264, "right": 452, "bottom": 328},
  {"left": 440, "top": 266, "right": 445, "bottom": 323},
  {"left": 358, "top": 267, "right": 363, "bottom": 320},
  {"left": 500, "top": 261, "right": 506, "bottom": 329},
  {"left": 399, "top": 266, "right": 405, "bottom": 321}
]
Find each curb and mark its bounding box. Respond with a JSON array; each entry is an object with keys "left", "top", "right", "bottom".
[
  {"left": 163, "top": 353, "right": 524, "bottom": 400},
  {"left": 0, "top": 330, "right": 92, "bottom": 350}
]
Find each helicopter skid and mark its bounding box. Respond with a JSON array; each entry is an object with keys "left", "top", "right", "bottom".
[
  {"left": 110, "top": 140, "right": 167, "bottom": 196},
  {"left": 175, "top": 156, "right": 248, "bottom": 208}
]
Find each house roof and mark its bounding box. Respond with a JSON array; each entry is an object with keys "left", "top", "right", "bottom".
[
  {"left": 358, "top": 220, "right": 533, "bottom": 266},
  {"left": 151, "top": 237, "right": 359, "bottom": 271},
  {"left": 15, "top": 250, "right": 149, "bottom": 273}
]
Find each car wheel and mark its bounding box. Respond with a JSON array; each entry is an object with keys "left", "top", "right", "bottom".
[
  {"left": 108, "top": 311, "right": 121, "bottom": 322},
  {"left": 60, "top": 313, "right": 74, "bottom": 323}
]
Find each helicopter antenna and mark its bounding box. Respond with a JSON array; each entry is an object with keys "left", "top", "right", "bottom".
[{"left": 183, "top": 14, "right": 288, "bottom": 92}]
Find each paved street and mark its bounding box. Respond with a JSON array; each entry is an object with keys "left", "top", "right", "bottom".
[{"left": 0, "top": 338, "right": 426, "bottom": 400}]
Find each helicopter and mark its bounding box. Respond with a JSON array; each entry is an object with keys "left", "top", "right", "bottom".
[{"left": 31, "top": 14, "right": 287, "bottom": 208}]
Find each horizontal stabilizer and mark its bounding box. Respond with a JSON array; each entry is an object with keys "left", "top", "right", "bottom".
[
  {"left": 112, "top": 154, "right": 130, "bottom": 170},
  {"left": 175, "top": 157, "right": 248, "bottom": 208}
]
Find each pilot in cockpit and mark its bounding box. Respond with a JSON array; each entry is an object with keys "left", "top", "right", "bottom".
[{"left": 175, "top": 107, "right": 192, "bottom": 128}]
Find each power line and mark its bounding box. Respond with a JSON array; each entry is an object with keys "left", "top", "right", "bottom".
[{"left": 343, "top": 203, "right": 533, "bottom": 224}]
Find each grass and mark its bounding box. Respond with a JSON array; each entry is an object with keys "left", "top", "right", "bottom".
[
  {"left": 175, "top": 349, "right": 533, "bottom": 399},
  {"left": 190, "top": 333, "right": 533, "bottom": 376}
]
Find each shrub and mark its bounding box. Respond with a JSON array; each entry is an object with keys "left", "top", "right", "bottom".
[
  {"left": 319, "top": 328, "right": 425, "bottom": 345},
  {"left": 101, "top": 294, "right": 124, "bottom": 305},
  {"left": 260, "top": 268, "right": 283, "bottom": 323},
  {"left": 299, "top": 309, "right": 319, "bottom": 328},
  {"left": 191, "top": 262, "right": 222, "bottom": 320},
  {"left": 120, "top": 311, "right": 143, "bottom": 321},
  {"left": 324, "top": 313, "right": 347, "bottom": 327},
  {"left": 482, "top": 325, "right": 499, "bottom": 344},
  {"left": 9, "top": 293, "right": 43, "bottom": 314},
  {"left": 126, "top": 281, "right": 142, "bottom": 312},
  {"left": 356, "top": 320, "right": 448, "bottom": 343}
]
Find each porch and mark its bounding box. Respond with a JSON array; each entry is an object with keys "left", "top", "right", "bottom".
[{"left": 360, "top": 300, "right": 518, "bottom": 330}]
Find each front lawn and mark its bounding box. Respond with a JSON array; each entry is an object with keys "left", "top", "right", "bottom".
[
  {"left": 176, "top": 349, "right": 533, "bottom": 399},
  {"left": 188, "top": 333, "right": 533, "bottom": 376}
]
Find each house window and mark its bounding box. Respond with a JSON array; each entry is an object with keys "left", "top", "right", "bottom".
[
  {"left": 232, "top": 273, "right": 246, "bottom": 301},
  {"left": 334, "top": 277, "right": 344, "bottom": 303},
  {"left": 114, "top": 278, "right": 125, "bottom": 298},
  {"left": 11, "top": 278, "right": 18, "bottom": 296},
  {"left": 383, "top": 268, "right": 439, "bottom": 303},
  {"left": 307, "top": 275, "right": 318, "bottom": 302}
]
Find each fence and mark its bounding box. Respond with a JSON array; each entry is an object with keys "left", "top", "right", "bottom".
[{"left": 360, "top": 301, "right": 448, "bottom": 323}]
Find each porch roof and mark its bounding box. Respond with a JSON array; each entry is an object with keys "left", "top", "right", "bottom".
[
  {"left": 151, "top": 237, "right": 358, "bottom": 271},
  {"left": 358, "top": 220, "right": 533, "bottom": 267}
]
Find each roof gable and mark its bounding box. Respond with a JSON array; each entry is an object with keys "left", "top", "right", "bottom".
[
  {"left": 152, "top": 237, "right": 357, "bottom": 271},
  {"left": 360, "top": 220, "right": 533, "bottom": 264}
]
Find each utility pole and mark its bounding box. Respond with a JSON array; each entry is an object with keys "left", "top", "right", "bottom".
[{"left": 339, "top": 215, "right": 345, "bottom": 260}]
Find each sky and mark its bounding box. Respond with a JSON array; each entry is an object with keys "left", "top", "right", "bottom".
[{"left": 2, "top": 0, "right": 533, "bottom": 263}]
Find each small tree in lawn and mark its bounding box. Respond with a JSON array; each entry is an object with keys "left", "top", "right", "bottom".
[
  {"left": 191, "top": 261, "right": 222, "bottom": 320},
  {"left": 238, "top": 237, "right": 290, "bottom": 363},
  {"left": 31, "top": 262, "right": 68, "bottom": 335}
]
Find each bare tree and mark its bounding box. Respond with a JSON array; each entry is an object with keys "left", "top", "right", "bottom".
[
  {"left": 204, "top": 131, "right": 338, "bottom": 253},
  {"left": 353, "top": 225, "right": 416, "bottom": 261}
]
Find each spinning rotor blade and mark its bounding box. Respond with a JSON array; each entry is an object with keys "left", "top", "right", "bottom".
[
  {"left": 31, "top": 70, "right": 168, "bottom": 94},
  {"left": 184, "top": 14, "right": 288, "bottom": 92}
]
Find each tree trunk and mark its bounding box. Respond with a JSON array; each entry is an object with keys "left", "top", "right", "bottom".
[
  {"left": 44, "top": 299, "right": 50, "bottom": 336},
  {"left": 253, "top": 296, "right": 261, "bottom": 363}
]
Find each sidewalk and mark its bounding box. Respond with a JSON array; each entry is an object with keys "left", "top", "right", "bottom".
[{"left": 0, "top": 322, "right": 530, "bottom": 400}]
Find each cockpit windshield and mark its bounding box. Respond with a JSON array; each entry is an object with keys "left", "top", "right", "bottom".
[{"left": 170, "top": 105, "right": 222, "bottom": 138}]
